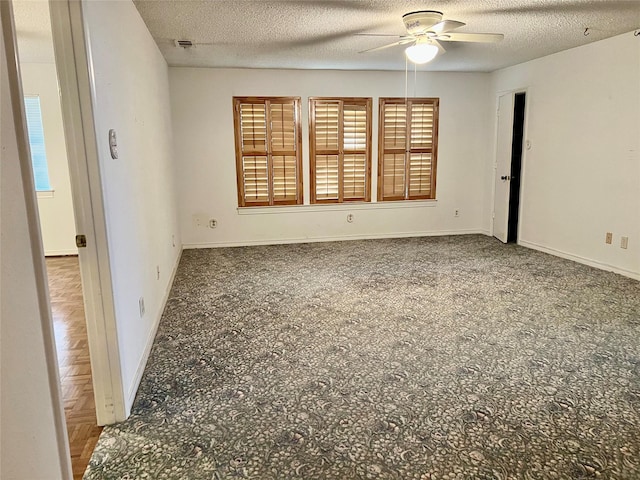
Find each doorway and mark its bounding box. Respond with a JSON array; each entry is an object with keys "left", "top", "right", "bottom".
[
  {"left": 9, "top": 0, "right": 129, "bottom": 476},
  {"left": 493, "top": 91, "right": 526, "bottom": 244},
  {"left": 46, "top": 257, "right": 102, "bottom": 479},
  {"left": 507, "top": 93, "right": 526, "bottom": 243},
  {"left": 12, "top": 1, "right": 103, "bottom": 476}
]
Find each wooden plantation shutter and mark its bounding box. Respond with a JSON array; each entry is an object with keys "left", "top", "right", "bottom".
[
  {"left": 309, "top": 97, "right": 372, "bottom": 203},
  {"left": 238, "top": 102, "right": 268, "bottom": 203},
  {"left": 312, "top": 100, "right": 340, "bottom": 201},
  {"left": 343, "top": 103, "right": 370, "bottom": 200},
  {"left": 378, "top": 98, "right": 439, "bottom": 201},
  {"left": 233, "top": 97, "right": 302, "bottom": 207},
  {"left": 380, "top": 101, "right": 407, "bottom": 199}
]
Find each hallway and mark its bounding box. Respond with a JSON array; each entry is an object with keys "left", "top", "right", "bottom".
[{"left": 47, "top": 256, "right": 102, "bottom": 480}]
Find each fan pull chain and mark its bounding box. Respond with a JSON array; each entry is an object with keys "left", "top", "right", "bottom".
[
  {"left": 414, "top": 62, "right": 417, "bottom": 98},
  {"left": 404, "top": 56, "right": 408, "bottom": 104}
]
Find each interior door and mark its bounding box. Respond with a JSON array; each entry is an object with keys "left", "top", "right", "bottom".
[{"left": 493, "top": 93, "right": 515, "bottom": 243}]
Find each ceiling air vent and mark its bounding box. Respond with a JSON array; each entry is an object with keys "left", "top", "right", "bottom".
[{"left": 174, "top": 39, "right": 194, "bottom": 48}]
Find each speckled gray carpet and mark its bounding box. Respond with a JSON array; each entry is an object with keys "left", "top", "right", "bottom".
[{"left": 85, "top": 235, "right": 640, "bottom": 479}]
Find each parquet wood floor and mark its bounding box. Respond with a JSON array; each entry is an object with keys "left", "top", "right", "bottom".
[{"left": 46, "top": 256, "right": 102, "bottom": 480}]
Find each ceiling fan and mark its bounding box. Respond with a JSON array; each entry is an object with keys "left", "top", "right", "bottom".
[{"left": 358, "top": 10, "right": 504, "bottom": 64}]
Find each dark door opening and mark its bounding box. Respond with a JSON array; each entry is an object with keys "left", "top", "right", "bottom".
[{"left": 507, "top": 92, "right": 526, "bottom": 243}]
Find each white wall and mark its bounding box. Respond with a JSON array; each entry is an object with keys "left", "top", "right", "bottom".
[
  {"left": 20, "top": 62, "right": 77, "bottom": 255},
  {"left": 491, "top": 32, "right": 640, "bottom": 279},
  {"left": 82, "top": 0, "right": 181, "bottom": 411},
  {"left": 170, "top": 68, "right": 492, "bottom": 247},
  {"left": 1, "top": 9, "right": 69, "bottom": 478}
]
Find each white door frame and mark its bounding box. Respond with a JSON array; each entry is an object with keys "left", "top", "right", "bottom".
[
  {"left": 1, "top": 2, "right": 72, "bottom": 477},
  {"left": 49, "top": 0, "right": 125, "bottom": 424},
  {"left": 490, "top": 87, "right": 530, "bottom": 244}
]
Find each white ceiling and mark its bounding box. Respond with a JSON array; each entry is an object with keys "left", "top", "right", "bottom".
[
  {"left": 9, "top": 1, "right": 640, "bottom": 72},
  {"left": 134, "top": 0, "right": 640, "bottom": 72}
]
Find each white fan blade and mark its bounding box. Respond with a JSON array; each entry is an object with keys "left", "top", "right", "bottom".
[
  {"left": 428, "top": 20, "right": 466, "bottom": 34},
  {"left": 433, "top": 39, "right": 446, "bottom": 54},
  {"left": 437, "top": 32, "right": 504, "bottom": 43},
  {"left": 354, "top": 33, "right": 404, "bottom": 37},
  {"left": 359, "top": 38, "right": 414, "bottom": 53}
]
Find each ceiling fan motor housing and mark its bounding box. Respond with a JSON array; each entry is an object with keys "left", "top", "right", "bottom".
[{"left": 402, "top": 11, "right": 444, "bottom": 36}]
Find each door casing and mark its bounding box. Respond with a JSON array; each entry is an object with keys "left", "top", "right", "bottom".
[
  {"left": 49, "top": 0, "right": 126, "bottom": 424},
  {"left": 492, "top": 88, "right": 529, "bottom": 244}
]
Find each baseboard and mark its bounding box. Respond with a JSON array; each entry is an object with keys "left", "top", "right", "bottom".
[
  {"left": 125, "top": 247, "right": 184, "bottom": 411},
  {"left": 184, "top": 229, "right": 485, "bottom": 249},
  {"left": 44, "top": 248, "right": 78, "bottom": 256},
  {"left": 519, "top": 239, "right": 640, "bottom": 281}
]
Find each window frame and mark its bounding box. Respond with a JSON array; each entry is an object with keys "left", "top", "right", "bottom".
[
  {"left": 309, "top": 97, "right": 372, "bottom": 204},
  {"left": 23, "top": 95, "right": 53, "bottom": 192},
  {"left": 377, "top": 97, "right": 439, "bottom": 202},
  {"left": 233, "top": 96, "right": 303, "bottom": 207}
]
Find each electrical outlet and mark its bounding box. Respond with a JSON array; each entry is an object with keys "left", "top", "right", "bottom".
[
  {"left": 454, "top": 209, "right": 460, "bottom": 217},
  {"left": 209, "top": 219, "right": 217, "bottom": 229},
  {"left": 139, "top": 297, "right": 145, "bottom": 317},
  {"left": 605, "top": 232, "right": 613, "bottom": 244},
  {"left": 172, "top": 234, "right": 175, "bottom": 247},
  {"left": 347, "top": 214, "right": 354, "bottom": 223},
  {"left": 621, "top": 236, "right": 629, "bottom": 249}
]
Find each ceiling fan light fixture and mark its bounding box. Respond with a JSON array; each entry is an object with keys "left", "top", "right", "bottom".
[{"left": 405, "top": 42, "right": 438, "bottom": 64}]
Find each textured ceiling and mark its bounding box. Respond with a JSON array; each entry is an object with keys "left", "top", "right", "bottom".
[
  {"left": 9, "top": 1, "right": 640, "bottom": 71},
  {"left": 134, "top": 0, "right": 640, "bottom": 72},
  {"left": 13, "top": 0, "right": 55, "bottom": 63}
]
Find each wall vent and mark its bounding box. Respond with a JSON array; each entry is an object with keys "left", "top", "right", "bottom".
[{"left": 174, "top": 39, "right": 194, "bottom": 48}]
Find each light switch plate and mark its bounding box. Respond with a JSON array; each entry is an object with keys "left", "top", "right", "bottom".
[{"left": 621, "top": 236, "right": 629, "bottom": 249}]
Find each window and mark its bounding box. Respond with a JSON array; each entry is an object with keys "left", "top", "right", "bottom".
[
  {"left": 233, "top": 97, "right": 302, "bottom": 207},
  {"left": 24, "top": 96, "right": 52, "bottom": 192},
  {"left": 378, "top": 97, "right": 439, "bottom": 201},
  {"left": 309, "top": 97, "right": 372, "bottom": 203}
]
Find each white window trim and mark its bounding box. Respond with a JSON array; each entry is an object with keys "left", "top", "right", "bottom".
[
  {"left": 36, "top": 189, "right": 55, "bottom": 199},
  {"left": 237, "top": 199, "right": 437, "bottom": 215}
]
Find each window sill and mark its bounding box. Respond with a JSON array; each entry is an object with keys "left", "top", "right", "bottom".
[
  {"left": 237, "top": 200, "right": 437, "bottom": 215},
  {"left": 36, "top": 190, "right": 55, "bottom": 199}
]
